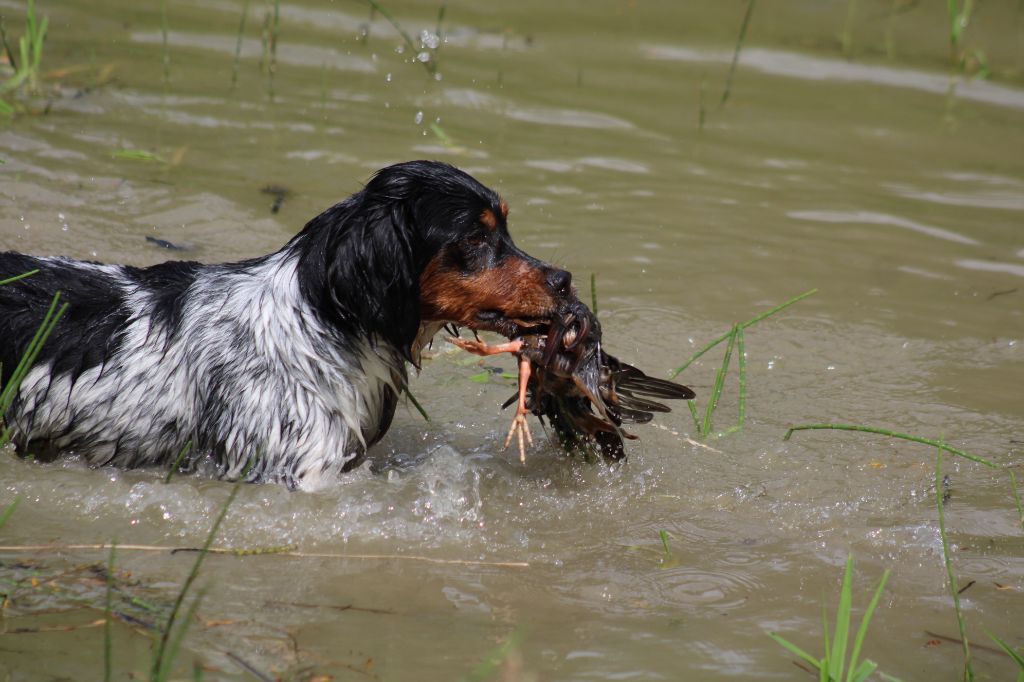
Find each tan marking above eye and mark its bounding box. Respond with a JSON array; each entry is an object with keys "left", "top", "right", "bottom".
[
  {"left": 480, "top": 209, "right": 497, "bottom": 230},
  {"left": 499, "top": 200, "right": 509, "bottom": 218}
]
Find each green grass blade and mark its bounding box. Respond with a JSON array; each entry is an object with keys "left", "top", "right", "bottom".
[
  {"left": 686, "top": 399, "right": 701, "bottom": 435},
  {"left": 735, "top": 326, "right": 746, "bottom": 429},
  {"left": 462, "top": 629, "right": 523, "bottom": 682},
  {"left": 936, "top": 444, "right": 974, "bottom": 681},
  {"left": 0, "top": 495, "right": 21, "bottom": 530},
  {"left": 151, "top": 480, "right": 241, "bottom": 679},
  {"left": 847, "top": 568, "right": 890, "bottom": 682},
  {"left": 821, "top": 595, "right": 831, "bottom": 681},
  {"left": 850, "top": 659, "right": 878, "bottom": 682},
  {"left": 406, "top": 389, "right": 429, "bottom": 421},
  {"left": 768, "top": 632, "right": 821, "bottom": 669},
  {"left": 104, "top": 540, "right": 117, "bottom": 682},
  {"left": 985, "top": 631, "right": 1024, "bottom": 669},
  {"left": 720, "top": 0, "right": 755, "bottom": 108},
  {"left": 671, "top": 289, "right": 816, "bottom": 378},
  {"left": 164, "top": 440, "right": 193, "bottom": 483},
  {"left": 590, "top": 272, "right": 598, "bottom": 316},
  {"left": 159, "top": 587, "right": 208, "bottom": 681},
  {"left": 0, "top": 270, "right": 38, "bottom": 286},
  {"left": 784, "top": 424, "right": 995, "bottom": 468},
  {"left": 1009, "top": 471, "right": 1023, "bottom": 531},
  {"left": 702, "top": 325, "right": 736, "bottom": 436},
  {"left": 230, "top": 0, "right": 250, "bottom": 91},
  {"left": 829, "top": 555, "right": 855, "bottom": 682}
]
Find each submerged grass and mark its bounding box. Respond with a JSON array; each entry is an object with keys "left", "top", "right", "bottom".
[
  {"left": 462, "top": 628, "right": 524, "bottom": 682},
  {"left": 768, "top": 554, "right": 895, "bottom": 682}
]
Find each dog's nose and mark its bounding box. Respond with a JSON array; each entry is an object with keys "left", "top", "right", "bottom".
[{"left": 546, "top": 268, "right": 572, "bottom": 294}]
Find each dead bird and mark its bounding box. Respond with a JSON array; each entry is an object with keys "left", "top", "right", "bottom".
[{"left": 449, "top": 300, "right": 694, "bottom": 462}]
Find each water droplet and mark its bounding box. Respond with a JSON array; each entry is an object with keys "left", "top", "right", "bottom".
[
  {"left": 414, "top": 110, "right": 424, "bottom": 124},
  {"left": 767, "top": 360, "right": 775, "bottom": 369},
  {"left": 57, "top": 212, "right": 65, "bottom": 220},
  {"left": 395, "top": 45, "right": 405, "bottom": 55},
  {"left": 385, "top": 72, "right": 392, "bottom": 82},
  {"left": 417, "top": 51, "right": 431, "bottom": 63},
  {"left": 826, "top": 364, "right": 836, "bottom": 370}
]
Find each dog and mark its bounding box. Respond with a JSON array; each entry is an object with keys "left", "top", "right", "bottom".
[{"left": 0, "top": 161, "right": 574, "bottom": 489}]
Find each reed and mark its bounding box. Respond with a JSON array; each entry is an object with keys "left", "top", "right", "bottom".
[
  {"left": 720, "top": 0, "right": 755, "bottom": 108},
  {"left": 702, "top": 323, "right": 737, "bottom": 436},
  {"left": 768, "top": 554, "right": 895, "bottom": 682},
  {"left": 406, "top": 389, "right": 430, "bottom": 421},
  {"left": 935, "top": 444, "right": 974, "bottom": 681},
  {"left": 589, "top": 272, "right": 598, "bottom": 315},
  {"left": 986, "top": 632, "right": 1024, "bottom": 679},
  {"left": 841, "top": 0, "right": 859, "bottom": 57},
  {"left": 783, "top": 424, "right": 995, "bottom": 468},
  {"left": 104, "top": 541, "right": 117, "bottom": 682},
  {"left": 0, "top": 0, "right": 48, "bottom": 115},
  {"left": 1010, "top": 471, "right": 1024, "bottom": 530},
  {"left": 150, "top": 474, "right": 244, "bottom": 680},
  {"left": 363, "top": 0, "right": 437, "bottom": 76},
  {"left": 0, "top": 292, "right": 68, "bottom": 448},
  {"left": 164, "top": 440, "right": 193, "bottom": 483},
  {"left": 462, "top": 629, "right": 523, "bottom": 682},
  {"left": 229, "top": 0, "right": 250, "bottom": 91},
  {"left": 160, "top": 0, "right": 170, "bottom": 85},
  {"left": 671, "top": 289, "right": 816, "bottom": 378},
  {"left": 0, "top": 495, "right": 20, "bottom": 530}
]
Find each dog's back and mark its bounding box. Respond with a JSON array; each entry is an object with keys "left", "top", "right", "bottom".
[{"left": 0, "top": 251, "right": 403, "bottom": 488}]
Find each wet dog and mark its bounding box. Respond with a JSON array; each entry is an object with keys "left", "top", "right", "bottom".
[{"left": 0, "top": 161, "right": 573, "bottom": 489}]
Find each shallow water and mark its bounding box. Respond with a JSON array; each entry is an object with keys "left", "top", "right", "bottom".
[{"left": 1, "top": 1, "right": 1023, "bottom": 679}]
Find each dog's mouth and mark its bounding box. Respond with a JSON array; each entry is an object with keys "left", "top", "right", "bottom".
[{"left": 473, "top": 310, "right": 551, "bottom": 338}]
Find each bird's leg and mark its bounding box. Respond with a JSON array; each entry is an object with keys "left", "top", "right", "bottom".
[
  {"left": 448, "top": 336, "right": 534, "bottom": 463},
  {"left": 447, "top": 336, "right": 523, "bottom": 357},
  {"left": 503, "top": 353, "right": 534, "bottom": 464}
]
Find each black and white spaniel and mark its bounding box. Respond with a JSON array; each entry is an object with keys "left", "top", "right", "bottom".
[{"left": 0, "top": 161, "right": 574, "bottom": 489}]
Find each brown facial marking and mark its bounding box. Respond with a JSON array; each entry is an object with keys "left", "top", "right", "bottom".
[
  {"left": 419, "top": 251, "right": 557, "bottom": 328},
  {"left": 480, "top": 209, "right": 497, "bottom": 230},
  {"left": 499, "top": 199, "right": 509, "bottom": 219}
]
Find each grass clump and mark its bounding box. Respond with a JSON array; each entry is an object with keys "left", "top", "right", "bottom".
[
  {"left": 768, "top": 554, "right": 897, "bottom": 682},
  {"left": 0, "top": 0, "right": 49, "bottom": 116}
]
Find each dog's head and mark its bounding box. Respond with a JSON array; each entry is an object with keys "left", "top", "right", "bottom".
[{"left": 294, "top": 161, "right": 574, "bottom": 359}]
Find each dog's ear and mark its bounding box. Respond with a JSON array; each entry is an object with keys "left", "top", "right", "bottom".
[{"left": 294, "top": 195, "right": 423, "bottom": 359}]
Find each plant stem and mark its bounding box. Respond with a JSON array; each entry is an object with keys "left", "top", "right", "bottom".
[
  {"left": 936, "top": 443, "right": 974, "bottom": 681},
  {"left": 783, "top": 424, "right": 995, "bottom": 468},
  {"left": 671, "top": 288, "right": 816, "bottom": 378},
  {"left": 720, "top": 0, "right": 755, "bottom": 108}
]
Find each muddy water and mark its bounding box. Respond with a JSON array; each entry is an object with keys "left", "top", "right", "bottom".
[{"left": 1, "top": 0, "right": 1023, "bottom": 679}]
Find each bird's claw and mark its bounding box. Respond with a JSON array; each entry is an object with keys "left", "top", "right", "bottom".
[{"left": 503, "top": 409, "right": 534, "bottom": 464}]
